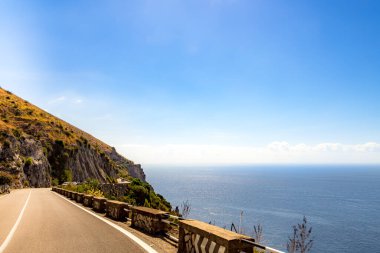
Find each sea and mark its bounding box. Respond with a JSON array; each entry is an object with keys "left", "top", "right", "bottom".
[{"left": 143, "top": 165, "right": 380, "bottom": 253}]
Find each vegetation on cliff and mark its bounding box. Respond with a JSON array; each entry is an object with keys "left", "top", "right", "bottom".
[
  {"left": 0, "top": 87, "right": 145, "bottom": 187},
  {"left": 62, "top": 178, "right": 172, "bottom": 211}
]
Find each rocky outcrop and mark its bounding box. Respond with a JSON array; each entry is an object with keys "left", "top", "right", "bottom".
[
  {"left": 0, "top": 133, "right": 146, "bottom": 187},
  {"left": 108, "top": 147, "right": 146, "bottom": 181},
  {"left": 0, "top": 134, "right": 51, "bottom": 187},
  {"left": 67, "top": 145, "right": 118, "bottom": 183}
]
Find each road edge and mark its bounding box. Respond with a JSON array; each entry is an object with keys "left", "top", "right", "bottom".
[
  {"left": 52, "top": 191, "right": 158, "bottom": 253},
  {"left": 0, "top": 190, "right": 31, "bottom": 253}
]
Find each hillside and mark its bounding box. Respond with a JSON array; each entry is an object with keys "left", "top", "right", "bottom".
[{"left": 0, "top": 87, "right": 145, "bottom": 187}]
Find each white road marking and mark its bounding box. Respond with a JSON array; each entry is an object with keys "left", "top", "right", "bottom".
[
  {"left": 52, "top": 192, "right": 158, "bottom": 253},
  {"left": 0, "top": 190, "right": 31, "bottom": 253}
]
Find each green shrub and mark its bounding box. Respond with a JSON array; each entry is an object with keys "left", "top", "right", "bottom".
[
  {"left": 86, "top": 188, "right": 104, "bottom": 197},
  {"left": 55, "top": 139, "right": 64, "bottom": 147},
  {"left": 24, "top": 157, "right": 33, "bottom": 166},
  {"left": 51, "top": 178, "right": 59, "bottom": 186},
  {"left": 129, "top": 184, "right": 149, "bottom": 206},
  {"left": 124, "top": 178, "right": 171, "bottom": 211},
  {"left": 42, "top": 147, "right": 48, "bottom": 156},
  {"left": 143, "top": 199, "right": 151, "bottom": 208},
  {"left": 63, "top": 169, "right": 73, "bottom": 182}
]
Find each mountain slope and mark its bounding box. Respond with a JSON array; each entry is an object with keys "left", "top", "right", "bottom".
[{"left": 0, "top": 87, "right": 145, "bottom": 187}]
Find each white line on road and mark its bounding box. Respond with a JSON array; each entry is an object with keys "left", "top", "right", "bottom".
[
  {"left": 52, "top": 192, "right": 158, "bottom": 253},
  {"left": 0, "top": 190, "right": 31, "bottom": 253}
]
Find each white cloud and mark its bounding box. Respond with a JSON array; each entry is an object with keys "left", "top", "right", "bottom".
[
  {"left": 48, "top": 96, "right": 66, "bottom": 104},
  {"left": 117, "top": 142, "right": 380, "bottom": 165},
  {"left": 48, "top": 96, "right": 84, "bottom": 105}
]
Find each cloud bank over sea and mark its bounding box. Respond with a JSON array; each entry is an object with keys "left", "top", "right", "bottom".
[{"left": 119, "top": 141, "right": 380, "bottom": 165}]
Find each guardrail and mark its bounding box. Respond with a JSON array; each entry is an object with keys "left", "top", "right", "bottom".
[{"left": 52, "top": 187, "right": 285, "bottom": 253}]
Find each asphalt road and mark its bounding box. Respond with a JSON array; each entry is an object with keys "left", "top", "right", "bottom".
[{"left": 0, "top": 188, "right": 153, "bottom": 253}]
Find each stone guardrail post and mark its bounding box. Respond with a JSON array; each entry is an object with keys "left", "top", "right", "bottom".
[
  {"left": 106, "top": 200, "right": 130, "bottom": 221},
  {"left": 83, "top": 195, "right": 94, "bottom": 207},
  {"left": 76, "top": 193, "right": 84, "bottom": 203},
  {"left": 92, "top": 197, "right": 107, "bottom": 213},
  {"left": 69, "top": 191, "right": 76, "bottom": 200},
  {"left": 178, "top": 219, "right": 255, "bottom": 253},
  {"left": 131, "top": 206, "right": 170, "bottom": 235}
]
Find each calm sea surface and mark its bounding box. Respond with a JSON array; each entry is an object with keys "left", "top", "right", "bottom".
[{"left": 144, "top": 165, "right": 380, "bottom": 252}]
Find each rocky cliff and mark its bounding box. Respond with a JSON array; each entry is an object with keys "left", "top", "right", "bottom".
[{"left": 0, "top": 88, "right": 146, "bottom": 188}]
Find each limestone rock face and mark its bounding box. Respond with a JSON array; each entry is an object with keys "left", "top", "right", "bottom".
[
  {"left": 0, "top": 135, "right": 51, "bottom": 187},
  {"left": 68, "top": 145, "right": 117, "bottom": 183},
  {"left": 0, "top": 133, "right": 146, "bottom": 187},
  {"left": 109, "top": 147, "right": 146, "bottom": 181}
]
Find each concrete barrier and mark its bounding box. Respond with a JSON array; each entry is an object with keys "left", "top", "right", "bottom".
[
  {"left": 106, "top": 200, "right": 130, "bottom": 221},
  {"left": 178, "top": 219, "right": 254, "bottom": 253},
  {"left": 92, "top": 197, "right": 107, "bottom": 212},
  {"left": 131, "top": 206, "right": 170, "bottom": 234},
  {"left": 83, "top": 195, "right": 94, "bottom": 207}
]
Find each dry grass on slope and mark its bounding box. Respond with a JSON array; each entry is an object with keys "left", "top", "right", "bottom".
[{"left": 0, "top": 87, "right": 111, "bottom": 152}]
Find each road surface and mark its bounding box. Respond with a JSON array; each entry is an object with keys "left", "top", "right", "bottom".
[{"left": 0, "top": 188, "right": 154, "bottom": 253}]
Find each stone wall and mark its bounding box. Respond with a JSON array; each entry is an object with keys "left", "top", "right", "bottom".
[{"left": 99, "top": 183, "right": 129, "bottom": 198}]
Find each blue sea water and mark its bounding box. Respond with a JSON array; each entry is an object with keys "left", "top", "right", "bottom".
[{"left": 144, "top": 165, "right": 380, "bottom": 252}]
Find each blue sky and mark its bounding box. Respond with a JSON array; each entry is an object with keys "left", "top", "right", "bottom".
[{"left": 1, "top": 0, "right": 380, "bottom": 164}]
